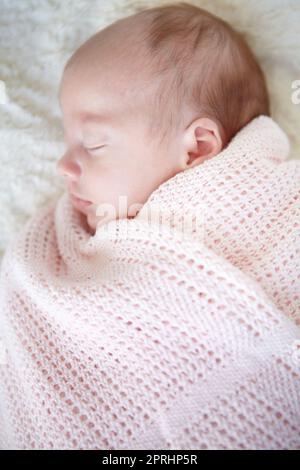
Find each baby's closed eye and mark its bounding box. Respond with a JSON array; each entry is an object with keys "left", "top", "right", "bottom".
[{"left": 85, "top": 144, "right": 107, "bottom": 154}]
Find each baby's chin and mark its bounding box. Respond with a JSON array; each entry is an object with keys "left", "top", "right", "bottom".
[
  {"left": 86, "top": 211, "right": 98, "bottom": 235},
  {"left": 85, "top": 210, "right": 116, "bottom": 235},
  {"left": 79, "top": 204, "right": 141, "bottom": 236},
  {"left": 75, "top": 211, "right": 94, "bottom": 236}
]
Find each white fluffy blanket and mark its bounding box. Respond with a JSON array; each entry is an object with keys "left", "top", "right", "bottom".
[
  {"left": 0, "top": 0, "right": 300, "bottom": 262},
  {"left": 0, "top": 115, "right": 299, "bottom": 450}
]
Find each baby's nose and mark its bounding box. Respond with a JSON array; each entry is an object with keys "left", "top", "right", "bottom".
[{"left": 56, "top": 154, "right": 81, "bottom": 181}]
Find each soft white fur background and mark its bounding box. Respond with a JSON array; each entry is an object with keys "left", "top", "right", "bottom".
[{"left": 0, "top": 0, "right": 299, "bottom": 261}]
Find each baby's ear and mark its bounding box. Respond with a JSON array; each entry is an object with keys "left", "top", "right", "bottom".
[{"left": 181, "top": 117, "right": 223, "bottom": 169}]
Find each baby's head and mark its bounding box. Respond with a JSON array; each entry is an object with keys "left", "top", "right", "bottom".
[{"left": 57, "top": 2, "right": 269, "bottom": 234}]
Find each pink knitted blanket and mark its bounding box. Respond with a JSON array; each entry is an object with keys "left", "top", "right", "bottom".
[{"left": 0, "top": 116, "right": 299, "bottom": 450}]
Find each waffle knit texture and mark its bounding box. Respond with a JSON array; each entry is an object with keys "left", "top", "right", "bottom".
[{"left": 0, "top": 115, "right": 299, "bottom": 450}]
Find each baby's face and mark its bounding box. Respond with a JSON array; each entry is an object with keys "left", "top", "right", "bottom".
[
  {"left": 57, "top": 19, "right": 223, "bottom": 234},
  {"left": 57, "top": 37, "right": 182, "bottom": 234}
]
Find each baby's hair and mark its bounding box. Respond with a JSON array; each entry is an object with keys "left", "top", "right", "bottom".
[{"left": 134, "top": 2, "right": 270, "bottom": 150}]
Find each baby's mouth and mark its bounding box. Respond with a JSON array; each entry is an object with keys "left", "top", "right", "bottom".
[{"left": 69, "top": 192, "right": 93, "bottom": 210}]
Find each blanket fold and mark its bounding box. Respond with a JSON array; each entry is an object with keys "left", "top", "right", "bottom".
[{"left": 0, "top": 115, "right": 299, "bottom": 449}]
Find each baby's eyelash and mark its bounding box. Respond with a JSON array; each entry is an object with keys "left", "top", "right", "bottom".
[{"left": 85, "top": 145, "right": 106, "bottom": 152}]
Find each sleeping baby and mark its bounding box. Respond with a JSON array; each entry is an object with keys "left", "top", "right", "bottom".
[
  {"left": 1, "top": 2, "right": 300, "bottom": 451},
  {"left": 56, "top": 1, "right": 269, "bottom": 235}
]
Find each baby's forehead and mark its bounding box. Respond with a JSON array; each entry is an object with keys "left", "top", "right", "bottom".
[
  {"left": 59, "top": 13, "right": 171, "bottom": 128},
  {"left": 60, "top": 38, "right": 157, "bottom": 114},
  {"left": 60, "top": 62, "right": 152, "bottom": 111}
]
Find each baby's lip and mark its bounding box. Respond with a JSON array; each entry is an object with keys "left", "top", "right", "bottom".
[
  {"left": 68, "top": 186, "right": 92, "bottom": 203},
  {"left": 67, "top": 184, "right": 91, "bottom": 202},
  {"left": 73, "top": 193, "right": 92, "bottom": 203},
  {"left": 69, "top": 191, "right": 93, "bottom": 209}
]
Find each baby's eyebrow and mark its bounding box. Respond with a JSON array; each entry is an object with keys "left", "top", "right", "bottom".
[
  {"left": 80, "top": 115, "right": 113, "bottom": 139},
  {"left": 82, "top": 113, "right": 111, "bottom": 125},
  {"left": 57, "top": 90, "right": 112, "bottom": 127}
]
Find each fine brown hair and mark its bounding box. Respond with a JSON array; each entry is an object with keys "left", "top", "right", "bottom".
[{"left": 134, "top": 2, "right": 270, "bottom": 149}]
